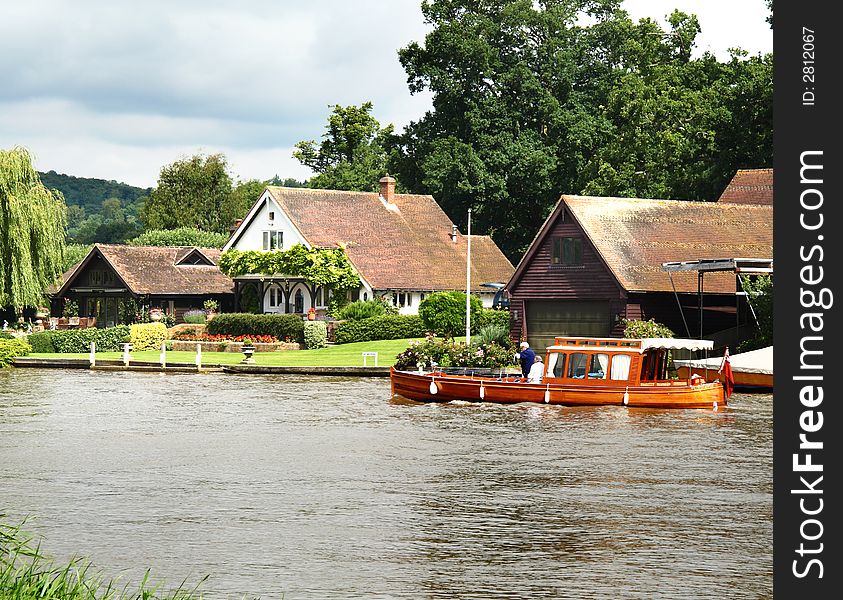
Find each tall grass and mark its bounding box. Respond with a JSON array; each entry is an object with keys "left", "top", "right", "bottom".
[{"left": 1, "top": 516, "right": 208, "bottom": 599}]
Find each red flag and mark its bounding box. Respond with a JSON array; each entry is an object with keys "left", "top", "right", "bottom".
[{"left": 719, "top": 347, "right": 735, "bottom": 399}]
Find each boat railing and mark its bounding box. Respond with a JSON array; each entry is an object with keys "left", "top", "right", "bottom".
[{"left": 429, "top": 366, "right": 520, "bottom": 379}]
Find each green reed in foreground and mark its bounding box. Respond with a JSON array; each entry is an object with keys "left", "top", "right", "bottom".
[{"left": 1, "top": 516, "right": 208, "bottom": 599}]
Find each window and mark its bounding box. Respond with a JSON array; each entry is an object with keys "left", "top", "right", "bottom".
[
  {"left": 294, "top": 289, "right": 304, "bottom": 313},
  {"left": 420, "top": 293, "right": 425, "bottom": 302},
  {"left": 610, "top": 354, "right": 631, "bottom": 380},
  {"left": 397, "top": 293, "right": 409, "bottom": 307},
  {"left": 567, "top": 352, "right": 588, "bottom": 379},
  {"left": 268, "top": 286, "right": 281, "bottom": 308},
  {"left": 588, "top": 353, "right": 609, "bottom": 379},
  {"left": 546, "top": 352, "right": 566, "bottom": 378},
  {"left": 363, "top": 292, "right": 368, "bottom": 301},
  {"left": 262, "top": 230, "right": 283, "bottom": 250},
  {"left": 268, "top": 211, "right": 275, "bottom": 221},
  {"left": 315, "top": 287, "right": 323, "bottom": 307},
  {"left": 552, "top": 237, "right": 583, "bottom": 266}
]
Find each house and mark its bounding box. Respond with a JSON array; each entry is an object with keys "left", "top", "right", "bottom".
[
  {"left": 717, "top": 168, "right": 773, "bottom": 205},
  {"left": 222, "top": 176, "right": 515, "bottom": 315},
  {"left": 505, "top": 195, "right": 773, "bottom": 352},
  {"left": 52, "top": 244, "right": 235, "bottom": 326}
]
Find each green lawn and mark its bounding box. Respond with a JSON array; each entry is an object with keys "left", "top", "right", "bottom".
[{"left": 29, "top": 338, "right": 419, "bottom": 367}]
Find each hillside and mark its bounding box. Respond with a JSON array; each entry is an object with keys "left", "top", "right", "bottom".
[{"left": 38, "top": 170, "right": 151, "bottom": 211}]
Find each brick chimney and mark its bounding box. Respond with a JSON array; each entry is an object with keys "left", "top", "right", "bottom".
[
  {"left": 379, "top": 175, "right": 396, "bottom": 204},
  {"left": 229, "top": 218, "right": 243, "bottom": 236}
]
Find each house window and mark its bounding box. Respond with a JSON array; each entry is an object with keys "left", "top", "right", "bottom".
[
  {"left": 315, "top": 287, "right": 322, "bottom": 307},
  {"left": 420, "top": 293, "right": 425, "bottom": 302},
  {"left": 268, "top": 286, "right": 280, "bottom": 308},
  {"left": 363, "top": 292, "right": 368, "bottom": 301},
  {"left": 294, "top": 289, "right": 304, "bottom": 313},
  {"left": 268, "top": 211, "right": 275, "bottom": 221},
  {"left": 263, "top": 230, "right": 283, "bottom": 250},
  {"left": 552, "top": 237, "right": 582, "bottom": 266}
]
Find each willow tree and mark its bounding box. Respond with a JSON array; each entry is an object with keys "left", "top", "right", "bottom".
[{"left": 0, "top": 147, "right": 67, "bottom": 310}]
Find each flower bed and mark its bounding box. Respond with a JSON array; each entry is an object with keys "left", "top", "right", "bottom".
[
  {"left": 170, "top": 340, "right": 299, "bottom": 353},
  {"left": 171, "top": 332, "right": 280, "bottom": 344}
]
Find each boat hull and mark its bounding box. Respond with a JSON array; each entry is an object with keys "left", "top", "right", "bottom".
[
  {"left": 676, "top": 366, "right": 773, "bottom": 391},
  {"left": 391, "top": 369, "right": 725, "bottom": 410}
]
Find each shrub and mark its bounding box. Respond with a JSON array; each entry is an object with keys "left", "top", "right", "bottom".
[
  {"left": 334, "top": 314, "right": 426, "bottom": 344},
  {"left": 183, "top": 309, "right": 207, "bottom": 324},
  {"left": 27, "top": 331, "right": 56, "bottom": 353},
  {"left": 622, "top": 318, "right": 674, "bottom": 339},
  {"left": 418, "top": 291, "right": 483, "bottom": 339},
  {"left": 207, "top": 313, "right": 304, "bottom": 342},
  {"left": 130, "top": 322, "right": 169, "bottom": 351},
  {"left": 334, "top": 299, "right": 387, "bottom": 321},
  {"left": 62, "top": 299, "right": 79, "bottom": 318},
  {"left": 303, "top": 321, "right": 328, "bottom": 349},
  {"left": 0, "top": 338, "right": 31, "bottom": 367},
  {"left": 473, "top": 323, "right": 512, "bottom": 349},
  {"left": 473, "top": 308, "right": 511, "bottom": 333},
  {"left": 48, "top": 326, "right": 131, "bottom": 353},
  {"left": 203, "top": 299, "right": 219, "bottom": 312},
  {"left": 0, "top": 331, "right": 15, "bottom": 340},
  {"left": 393, "top": 338, "right": 515, "bottom": 371}
]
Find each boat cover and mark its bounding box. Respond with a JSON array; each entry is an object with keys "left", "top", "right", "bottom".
[
  {"left": 639, "top": 338, "right": 714, "bottom": 351},
  {"left": 673, "top": 345, "right": 773, "bottom": 375}
]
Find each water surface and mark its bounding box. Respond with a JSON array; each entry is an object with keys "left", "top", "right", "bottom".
[{"left": 0, "top": 369, "right": 772, "bottom": 599}]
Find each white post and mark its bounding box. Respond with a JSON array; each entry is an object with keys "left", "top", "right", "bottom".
[
  {"left": 195, "top": 343, "right": 202, "bottom": 369},
  {"left": 465, "top": 207, "right": 472, "bottom": 345},
  {"left": 89, "top": 340, "right": 96, "bottom": 367},
  {"left": 160, "top": 341, "right": 167, "bottom": 368},
  {"left": 122, "top": 343, "right": 131, "bottom": 366}
]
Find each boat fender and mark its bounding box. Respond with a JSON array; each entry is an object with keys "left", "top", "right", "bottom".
[
  {"left": 623, "top": 387, "right": 629, "bottom": 405},
  {"left": 713, "top": 400, "right": 718, "bottom": 411},
  {"left": 544, "top": 384, "right": 550, "bottom": 404},
  {"left": 429, "top": 379, "right": 439, "bottom": 395},
  {"left": 479, "top": 382, "right": 485, "bottom": 399}
]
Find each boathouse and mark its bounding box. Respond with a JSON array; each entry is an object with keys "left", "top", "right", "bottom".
[
  {"left": 223, "top": 176, "right": 514, "bottom": 316},
  {"left": 505, "top": 195, "right": 773, "bottom": 352},
  {"left": 52, "top": 244, "right": 235, "bottom": 326}
]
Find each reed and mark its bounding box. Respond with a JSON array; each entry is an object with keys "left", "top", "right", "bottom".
[{"left": 1, "top": 516, "right": 208, "bottom": 599}]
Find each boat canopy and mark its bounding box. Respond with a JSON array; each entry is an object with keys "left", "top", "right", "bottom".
[
  {"left": 674, "top": 345, "right": 773, "bottom": 375},
  {"left": 639, "top": 338, "right": 714, "bottom": 351}
]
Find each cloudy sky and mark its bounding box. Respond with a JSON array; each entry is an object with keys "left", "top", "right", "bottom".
[{"left": 1, "top": 0, "right": 772, "bottom": 189}]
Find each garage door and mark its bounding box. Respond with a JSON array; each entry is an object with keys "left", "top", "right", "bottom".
[{"left": 526, "top": 301, "right": 610, "bottom": 352}]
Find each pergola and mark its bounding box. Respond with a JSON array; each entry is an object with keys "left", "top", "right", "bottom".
[{"left": 661, "top": 258, "right": 774, "bottom": 339}]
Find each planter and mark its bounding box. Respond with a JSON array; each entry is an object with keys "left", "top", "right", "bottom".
[
  {"left": 149, "top": 309, "right": 163, "bottom": 322},
  {"left": 241, "top": 345, "right": 256, "bottom": 364}
]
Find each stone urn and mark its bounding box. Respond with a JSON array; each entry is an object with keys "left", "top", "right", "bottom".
[{"left": 241, "top": 344, "right": 256, "bottom": 364}]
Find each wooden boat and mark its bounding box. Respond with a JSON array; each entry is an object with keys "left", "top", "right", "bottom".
[
  {"left": 391, "top": 336, "right": 726, "bottom": 410},
  {"left": 674, "top": 345, "right": 772, "bottom": 391}
]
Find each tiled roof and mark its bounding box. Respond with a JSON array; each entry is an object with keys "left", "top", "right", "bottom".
[
  {"left": 562, "top": 195, "right": 773, "bottom": 293},
  {"left": 57, "top": 245, "right": 234, "bottom": 296},
  {"left": 264, "top": 187, "right": 514, "bottom": 291},
  {"left": 717, "top": 168, "right": 773, "bottom": 205}
]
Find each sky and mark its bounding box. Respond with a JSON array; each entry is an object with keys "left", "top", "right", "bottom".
[{"left": 0, "top": 0, "right": 772, "bottom": 189}]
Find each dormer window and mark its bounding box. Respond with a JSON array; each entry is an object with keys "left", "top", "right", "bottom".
[{"left": 263, "top": 230, "right": 283, "bottom": 250}]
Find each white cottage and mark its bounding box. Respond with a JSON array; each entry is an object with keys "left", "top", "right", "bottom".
[{"left": 222, "top": 176, "right": 514, "bottom": 316}]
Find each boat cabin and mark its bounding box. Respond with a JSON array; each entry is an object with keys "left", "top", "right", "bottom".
[{"left": 543, "top": 337, "right": 714, "bottom": 386}]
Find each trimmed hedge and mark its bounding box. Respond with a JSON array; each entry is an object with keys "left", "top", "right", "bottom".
[
  {"left": 130, "top": 322, "right": 168, "bottom": 351},
  {"left": 334, "top": 314, "right": 426, "bottom": 344},
  {"left": 207, "top": 313, "right": 304, "bottom": 342},
  {"left": 28, "top": 326, "right": 131, "bottom": 353},
  {"left": 303, "top": 321, "right": 327, "bottom": 349},
  {"left": 0, "top": 338, "right": 32, "bottom": 367}
]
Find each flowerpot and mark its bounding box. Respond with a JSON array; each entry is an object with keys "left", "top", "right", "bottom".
[
  {"left": 149, "top": 309, "right": 163, "bottom": 322},
  {"left": 241, "top": 345, "right": 256, "bottom": 364}
]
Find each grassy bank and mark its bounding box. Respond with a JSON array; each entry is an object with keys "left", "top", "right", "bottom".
[
  {"left": 0, "top": 518, "right": 208, "bottom": 599},
  {"left": 28, "top": 338, "right": 419, "bottom": 367}
]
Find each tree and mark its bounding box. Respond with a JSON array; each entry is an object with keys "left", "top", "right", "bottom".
[
  {"left": 0, "top": 147, "right": 67, "bottom": 310},
  {"left": 294, "top": 102, "right": 397, "bottom": 191},
  {"left": 141, "top": 153, "right": 234, "bottom": 233},
  {"left": 418, "top": 291, "right": 483, "bottom": 339},
  {"left": 220, "top": 179, "right": 267, "bottom": 231},
  {"left": 394, "top": 1, "right": 772, "bottom": 260},
  {"left": 127, "top": 227, "right": 230, "bottom": 248}
]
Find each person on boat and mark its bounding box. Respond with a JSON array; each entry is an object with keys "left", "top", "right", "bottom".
[
  {"left": 528, "top": 355, "right": 544, "bottom": 384},
  {"left": 515, "top": 341, "right": 536, "bottom": 378}
]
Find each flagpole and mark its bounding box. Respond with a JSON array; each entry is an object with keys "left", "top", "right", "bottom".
[{"left": 465, "top": 208, "right": 472, "bottom": 345}]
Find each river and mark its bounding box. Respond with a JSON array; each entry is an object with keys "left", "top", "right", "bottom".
[{"left": 0, "top": 369, "right": 772, "bottom": 599}]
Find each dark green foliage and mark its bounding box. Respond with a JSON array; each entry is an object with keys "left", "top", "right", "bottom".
[
  {"left": 39, "top": 170, "right": 149, "bottom": 210},
  {"left": 303, "top": 321, "right": 328, "bottom": 349},
  {"left": 0, "top": 338, "right": 31, "bottom": 366},
  {"left": 334, "top": 299, "right": 389, "bottom": 321},
  {"left": 207, "top": 313, "right": 305, "bottom": 342},
  {"left": 737, "top": 274, "right": 772, "bottom": 352},
  {"left": 393, "top": 338, "right": 515, "bottom": 370},
  {"left": 0, "top": 331, "right": 14, "bottom": 340},
  {"left": 418, "top": 291, "right": 483, "bottom": 339},
  {"left": 473, "top": 323, "right": 512, "bottom": 349},
  {"left": 127, "top": 227, "right": 230, "bottom": 248},
  {"left": 41, "top": 325, "right": 131, "bottom": 353},
  {"left": 622, "top": 319, "right": 674, "bottom": 338},
  {"left": 62, "top": 244, "right": 92, "bottom": 272},
  {"left": 26, "top": 331, "right": 56, "bottom": 353},
  {"left": 334, "top": 314, "right": 426, "bottom": 344},
  {"left": 393, "top": 1, "right": 772, "bottom": 260}
]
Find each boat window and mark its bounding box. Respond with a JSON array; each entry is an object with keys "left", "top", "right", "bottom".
[
  {"left": 589, "top": 353, "right": 608, "bottom": 379},
  {"left": 546, "top": 352, "right": 566, "bottom": 378},
  {"left": 610, "top": 354, "right": 631, "bottom": 380},
  {"left": 567, "top": 353, "right": 588, "bottom": 379}
]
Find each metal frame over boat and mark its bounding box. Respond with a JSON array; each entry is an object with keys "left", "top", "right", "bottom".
[{"left": 391, "top": 336, "right": 726, "bottom": 410}]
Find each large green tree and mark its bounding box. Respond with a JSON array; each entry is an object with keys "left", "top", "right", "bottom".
[
  {"left": 394, "top": 0, "right": 772, "bottom": 260},
  {"left": 0, "top": 147, "right": 67, "bottom": 309},
  {"left": 141, "top": 153, "right": 234, "bottom": 233},
  {"left": 294, "top": 102, "right": 397, "bottom": 191}
]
